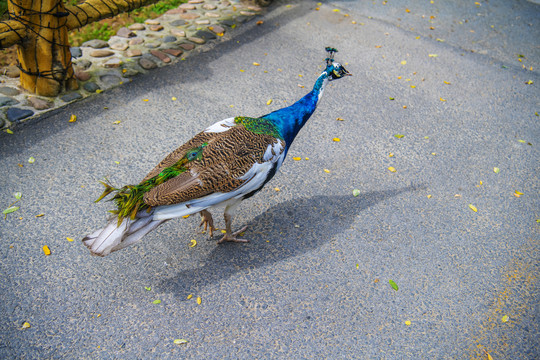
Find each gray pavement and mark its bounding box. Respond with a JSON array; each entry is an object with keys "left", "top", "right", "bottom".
[{"left": 1, "top": 0, "right": 539, "bottom": 358}]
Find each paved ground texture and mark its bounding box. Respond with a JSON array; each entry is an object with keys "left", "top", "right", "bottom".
[{"left": 1, "top": 0, "right": 539, "bottom": 358}]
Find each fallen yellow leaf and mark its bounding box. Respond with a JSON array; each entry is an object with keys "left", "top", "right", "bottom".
[
  {"left": 189, "top": 239, "right": 197, "bottom": 248},
  {"left": 252, "top": 62, "right": 260, "bottom": 66},
  {"left": 182, "top": 214, "right": 190, "bottom": 219},
  {"left": 427, "top": 194, "right": 432, "bottom": 198},
  {"left": 274, "top": 187, "right": 280, "bottom": 191},
  {"left": 336, "top": 117, "right": 344, "bottom": 121},
  {"left": 174, "top": 339, "right": 188, "bottom": 345},
  {"left": 266, "top": 99, "right": 273, "bottom": 105},
  {"left": 21, "top": 322, "right": 31, "bottom": 329},
  {"left": 501, "top": 315, "right": 509, "bottom": 323},
  {"left": 389, "top": 153, "right": 394, "bottom": 157},
  {"left": 171, "top": 97, "right": 177, "bottom": 101},
  {"left": 440, "top": 98, "right": 447, "bottom": 102},
  {"left": 187, "top": 294, "right": 193, "bottom": 300},
  {"left": 69, "top": 114, "right": 77, "bottom": 123},
  {"left": 332, "top": 138, "right": 341, "bottom": 142},
  {"left": 43, "top": 245, "right": 51, "bottom": 255},
  {"left": 196, "top": 296, "right": 202, "bottom": 305},
  {"left": 292, "top": 157, "right": 301, "bottom": 161},
  {"left": 323, "top": 169, "right": 331, "bottom": 173},
  {"left": 515, "top": 190, "right": 524, "bottom": 195},
  {"left": 469, "top": 204, "right": 478, "bottom": 212},
  {"left": 388, "top": 166, "right": 396, "bottom": 172},
  {"left": 405, "top": 320, "right": 411, "bottom": 326},
  {"left": 401, "top": 60, "right": 407, "bottom": 65},
  {"left": 112, "top": 120, "right": 121, "bottom": 125},
  {"left": 66, "top": 237, "right": 74, "bottom": 242},
  {"left": 35, "top": 213, "right": 45, "bottom": 217}
]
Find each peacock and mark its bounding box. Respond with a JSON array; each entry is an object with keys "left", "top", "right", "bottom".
[{"left": 83, "top": 47, "right": 351, "bottom": 256}]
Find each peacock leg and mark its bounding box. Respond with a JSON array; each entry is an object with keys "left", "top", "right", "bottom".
[
  {"left": 218, "top": 201, "right": 248, "bottom": 243},
  {"left": 199, "top": 209, "right": 216, "bottom": 237}
]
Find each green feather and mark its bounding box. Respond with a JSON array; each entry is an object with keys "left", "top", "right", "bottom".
[
  {"left": 96, "top": 143, "right": 208, "bottom": 225},
  {"left": 234, "top": 116, "right": 283, "bottom": 139}
]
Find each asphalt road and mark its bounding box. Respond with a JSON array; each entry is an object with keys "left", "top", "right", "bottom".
[{"left": 1, "top": 0, "right": 539, "bottom": 358}]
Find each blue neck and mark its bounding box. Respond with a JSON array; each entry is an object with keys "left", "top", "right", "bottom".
[{"left": 262, "top": 70, "right": 330, "bottom": 146}]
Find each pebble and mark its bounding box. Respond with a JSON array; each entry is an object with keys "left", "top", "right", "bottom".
[
  {"left": 240, "top": 11, "right": 255, "bottom": 16},
  {"left": 162, "top": 49, "right": 183, "bottom": 57},
  {"left": 7, "top": 108, "right": 34, "bottom": 122},
  {"left": 145, "top": 19, "right": 160, "bottom": 25},
  {"left": 27, "top": 97, "right": 52, "bottom": 110},
  {"left": 82, "top": 39, "right": 109, "bottom": 48},
  {"left": 149, "top": 25, "right": 164, "bottom": 31},
  {"left": 74, "top": 70, "right": 91, "bottom": 81},
  {"left": 129, "top": 38, "right": 144, "bottom": 46},
  {"left": 150, "top": 50, "right": 171, "bottom": 63},
  {"left": 3, "top": 65, "right": 20, "bottom": 78},
  {"left": 116, "top": 27, "right": 136, "bottom": 38},
  {"left": 0, "top": 117, "right": 4, "bottom": 128},
  {"left": 179, "top": 43, "right": 195, "bottom": 51},
  {"left": 139, "top": 58, "right": 157, "bottom": 70},
  {"left": 170, "top": 29, "right": 186, "bottom": 37},
  {"left": 187, "top": 37, "right": 205, "bottom": 44},
  {"left": 70, "top": 47, "right": 82, "bottom": 58},
  {"left": 122, "top": 68, "right": 139, "bottom": 77},
  {"left": 170, "top": 19, "right": 187, "bottom": 27},
  {"left": 104, "top": 58, "right": 123, "bottom": 68},
  {"left": 188, "top": 0, "right": 204, "bottom": 3},
  {"left": 181, "top": 13, "right": 200, "bottom": 20},
  {"left": 0, "top": 86, "right": 20, "bottom": 96},
  {"left": 179, "top": 3, "right": 196, "bottom": 9},
  {"left": 166, "top": 8, "right": 186, "bottom": 15},
  {"left": 83, "top": 82, "right": 101, "bottom": 93},
  {"left": 90, "top": 50, "right": 115, "bottom": 58},
  {"left": 100, "top": 75, "right": 122, "bottom": 86},
  {"left": 206, "top": 12, "right": 220, "bottom": 18},
  {"left": 208, "top": 25, "right": 225, "bottom": 34},
  {"left": 202, "top": 4, "right": 217, "bottom": 10},
  {"left": 145, "top": 42, "right": 161, "bottom": 49},
  {"left": 74, "top": 59, "right": 92, "bottom": 70},
  {"left": 126, "top": 49, "right": 142, "bottom": 57},
  {"left": 110, "top": 42, "right": 129, "bottom": 51},
  {"left": 195, "top": 19, "right": 210, "bottom": 25},
  {"left": 195, "top": 30, "right": 217, "bottom": 40},
  {"left": 162, "top": 36, "right": 177, "bottom": 43},
  {"left": 128, "top": 23, "right": 146, "bottom": 30},
  {"left": 0, "top": 96, "right": 19, "bottom": 107},
  {"left": 61, "top": 92, "right": 83, "bottom": 102}
]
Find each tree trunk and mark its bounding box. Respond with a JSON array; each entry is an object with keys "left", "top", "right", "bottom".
[{"left": 9, "top": 0, "right": 78, "bottom": 96}]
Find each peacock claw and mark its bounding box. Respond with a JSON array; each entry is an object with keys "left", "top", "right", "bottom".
[
  {"left": 199, "top": 210, "right": 216, "bottom": 237},
  {"left": 218, "top": 225, "right": 249, "bottom": 244}
]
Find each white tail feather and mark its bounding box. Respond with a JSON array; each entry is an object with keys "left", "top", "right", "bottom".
[{"left": 82, "top": 211, "right": 165, "bottom": 256}]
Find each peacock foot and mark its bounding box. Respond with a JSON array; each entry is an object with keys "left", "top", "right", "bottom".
[
  {"left": 199, "top": 210, "right": 216, "bottom": 237},
  {"left": 218, "top": 225, "right": 249, "bottom": 244}
]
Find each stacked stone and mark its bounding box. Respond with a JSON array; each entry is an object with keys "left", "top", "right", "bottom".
[{"left": 0, "top": 0, "right": 263, "bottom": 130}]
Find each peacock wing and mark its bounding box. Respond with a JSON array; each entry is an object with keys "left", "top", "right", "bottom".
[
  {"left": 141, "top": 131, "right": 216, "bottom": 182},
  {"left": 143, "top": 125, "right": 285, "bottom": 206}
]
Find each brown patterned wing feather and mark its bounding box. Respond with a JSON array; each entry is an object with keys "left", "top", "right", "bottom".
[
  {"left": 141, "top": 131, "right": 216, "bottom": 182},
  {"left": 143, "top": 126, "right": 284, "bottom": 206}
]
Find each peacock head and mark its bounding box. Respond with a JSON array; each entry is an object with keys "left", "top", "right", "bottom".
[{"left": 325, "top": 47, "right": 351, "bottom": 81}]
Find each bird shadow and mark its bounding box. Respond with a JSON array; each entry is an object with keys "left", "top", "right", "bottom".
[{"left": 157, "top": 184, "right": 421, "bottom": 296}]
